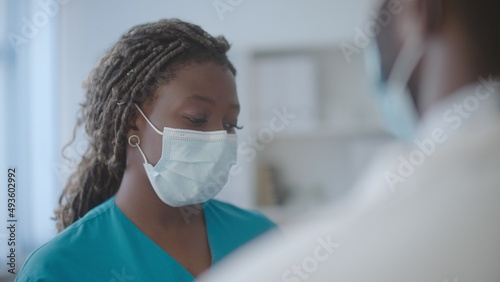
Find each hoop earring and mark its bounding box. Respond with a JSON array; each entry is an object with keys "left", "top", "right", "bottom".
[{"left": 128, "top": 135, "right": 148, "bottom": 164}]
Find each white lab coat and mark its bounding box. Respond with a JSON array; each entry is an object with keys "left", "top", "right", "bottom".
[{"left": 201, "top": 81, "right": 500, "bottom": 282}]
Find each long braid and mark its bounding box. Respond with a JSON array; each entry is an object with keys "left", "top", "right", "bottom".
[{"left": 55, "top": 19, "right": 236, "bottom": 232}]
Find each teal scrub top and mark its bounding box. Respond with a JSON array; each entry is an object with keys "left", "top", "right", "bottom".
[{"left": 16, "top": 197, "right": 276, "bottom": 281}]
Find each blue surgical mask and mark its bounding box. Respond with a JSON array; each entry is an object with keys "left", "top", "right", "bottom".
[
  {"left": 129, "top": 104, "right": 238, "bottom": 207},
  {"left": 365, "top": 36, "right": 425, "bottom": 141}
]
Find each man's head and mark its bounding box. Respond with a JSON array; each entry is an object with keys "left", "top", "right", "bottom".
[{"left": 375, "top": 0, "right": 500, "bottom": 114}]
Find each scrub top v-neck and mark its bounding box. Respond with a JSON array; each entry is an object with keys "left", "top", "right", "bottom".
[{"left": 16, "top": 197, "right": 276, "bottom": 282}]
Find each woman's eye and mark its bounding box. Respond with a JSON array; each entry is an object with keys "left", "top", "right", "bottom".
[
  {"left": 187, "top": 117, "right": 207, "bottom": 125},
  {"left": 225, "top": 124, "right": 244, "bottom": 131}
]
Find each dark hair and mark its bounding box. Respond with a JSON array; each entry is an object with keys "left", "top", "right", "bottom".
[{"left": 55, "top": 19, "right": 236, "bottom": 232}]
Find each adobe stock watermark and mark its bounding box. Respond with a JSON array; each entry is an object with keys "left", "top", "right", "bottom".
[
  {"left": 281, "top": 234, "right": 340, "bottom": 282},
  {"left": 340, "top": 0, "right": 406, "bottom": 63},
  {"left": 384, "top": 75, "right": 500, "bottom": 191},
  {"left": 180, "top": 106, "right": 297, "bottom": 223},
  {"left": 213, "top": 0, "right": 244, "bottom": 21},
  {"left": 8, "top": 0, "right": 71, "bottom": 53}
]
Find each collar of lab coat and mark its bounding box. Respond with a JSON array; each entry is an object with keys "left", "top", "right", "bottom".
[{"left": 416, "top": 78, "right": 500, "bottom": 142}]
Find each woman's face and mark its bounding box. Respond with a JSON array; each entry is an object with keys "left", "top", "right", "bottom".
[{"left": 135, "top": 61, "right": 239, "bottom": 166}]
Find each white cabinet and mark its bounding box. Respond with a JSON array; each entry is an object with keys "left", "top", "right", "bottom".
[{"left": 247, "top": 46, "right": 394, "bottom": 224}]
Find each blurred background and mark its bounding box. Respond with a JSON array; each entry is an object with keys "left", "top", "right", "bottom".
[{"left": 0, "top": 0, "right": 396, "bottom": 279}]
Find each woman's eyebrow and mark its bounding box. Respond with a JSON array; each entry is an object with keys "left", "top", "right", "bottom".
[
  {"left": 187, "top": 95, "right": 240, "bottom": 110},
  {"left": 187, "top": 95, "right": 215, "bottom": 105}
]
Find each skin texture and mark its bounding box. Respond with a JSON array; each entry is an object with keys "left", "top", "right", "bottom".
[
  {"left": 378, "top": 0, "right": 485, "bottom": 116},
  {"left": 114, "top": 61, "right": 240, "bottom": 277}
]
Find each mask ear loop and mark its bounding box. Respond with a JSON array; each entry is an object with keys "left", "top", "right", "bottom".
[
  {"left": 128, "top": 135, "right": 149, "bottom": 164},
  {"left": 133, "top": 103, "right": 164, "bottom": 135}
]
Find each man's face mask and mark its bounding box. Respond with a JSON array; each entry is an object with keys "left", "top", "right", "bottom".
[{"left": 364, "top": 3, "right": 426, "bottom": 142}]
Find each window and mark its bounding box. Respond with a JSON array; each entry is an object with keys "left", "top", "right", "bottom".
[{"left": 1, "top": 1, "right": 59, "bottom": 274}]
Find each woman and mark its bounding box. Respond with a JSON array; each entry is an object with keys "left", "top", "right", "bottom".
[{"left": 17, "top": 19, "right": 276, "bottom": 281}]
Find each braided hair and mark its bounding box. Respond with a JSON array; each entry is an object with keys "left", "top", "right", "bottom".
[{"left": 55, "top": 19, "right": 236, "bottom": 232}]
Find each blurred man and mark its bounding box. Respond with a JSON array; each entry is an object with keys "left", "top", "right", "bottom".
[{"left": 201, "top": 0, "right": 500, "bottom": 281}]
